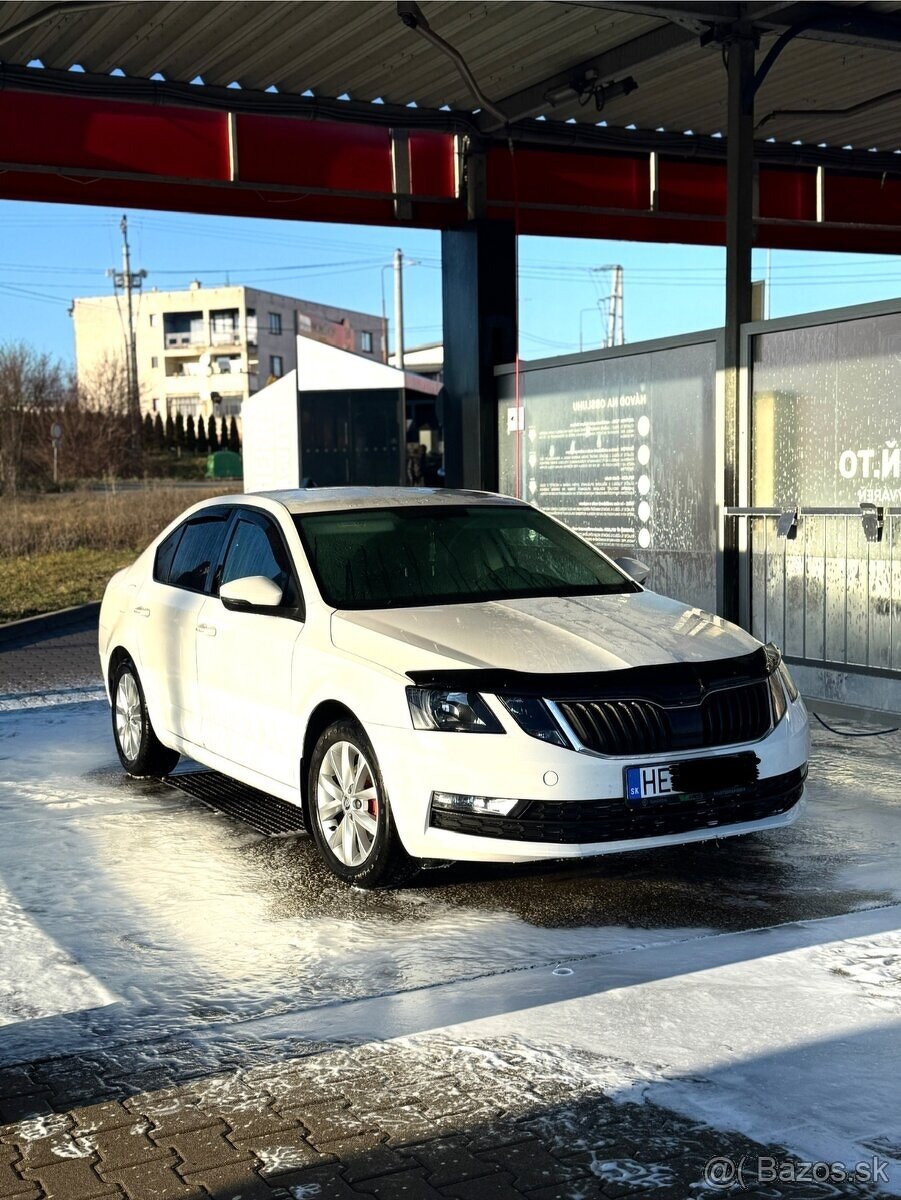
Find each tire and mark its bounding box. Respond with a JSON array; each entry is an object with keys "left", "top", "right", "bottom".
[
  {"left": 111, "top": 658, "right": 180, "bottom": 778},
  {"left": 308, "top": 719, "right": 419, "bottom": 888}
]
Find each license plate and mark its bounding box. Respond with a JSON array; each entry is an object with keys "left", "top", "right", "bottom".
[{"left": 625, "top": 764, "right": 678, "bottom": 803}]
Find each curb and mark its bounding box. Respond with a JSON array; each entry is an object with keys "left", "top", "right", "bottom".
[{"left": 0, "top": 602, "right": 100, "bottom": 648}]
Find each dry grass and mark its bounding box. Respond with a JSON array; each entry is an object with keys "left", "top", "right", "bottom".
[
  {"left": 0, "top": 485, "right": 240, "bottom": 620},
  {"left": 0, "top": 548, "right": 140, "bottom": 621},
  {"left": 0, "top": 485, "right": 239, "bottom": 558}
]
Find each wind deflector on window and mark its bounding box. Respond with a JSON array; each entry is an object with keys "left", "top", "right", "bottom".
[{"left": 406, "top": 647, "right": 770, "bottom": 703}]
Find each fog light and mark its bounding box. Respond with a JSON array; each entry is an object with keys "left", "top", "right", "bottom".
[{"left": 430, "top": 791, "right": 520, "bottom": 816}]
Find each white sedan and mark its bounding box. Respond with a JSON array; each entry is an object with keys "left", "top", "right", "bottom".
[{"left": 99, "top": 487, "right": 809, "bottom": 887}]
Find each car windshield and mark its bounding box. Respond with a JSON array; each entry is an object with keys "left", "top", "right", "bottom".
[{"left": 293, "top": 504, "right": 637, "bottom": 610}]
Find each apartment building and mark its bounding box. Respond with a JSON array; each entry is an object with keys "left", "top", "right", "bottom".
[{"left": 72, "top": 281, "right": 386, "bottom": 422}]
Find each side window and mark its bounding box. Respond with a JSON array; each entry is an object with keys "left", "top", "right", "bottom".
[
  {"left": 220, "top": 517, "right": 299, "bottom": 610},
  {"left": 154, "top": 526, "right": 184, "bottom": 584},
  {"left": 168, "top": 516, "right": 230, "bottom": 593}
]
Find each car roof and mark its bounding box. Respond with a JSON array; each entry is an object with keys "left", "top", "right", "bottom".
[{"left": 249, "top": 487, "right": 528, "bottom": 515}]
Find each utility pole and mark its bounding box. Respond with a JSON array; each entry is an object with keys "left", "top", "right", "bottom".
[
  {"left": 607, "top": 264, "right": 624, "bottom": 346},
  {"left": 109, "top": 215, "right": 147, "bottom": 453},
  {"left": 393, "top": 247, "right": 405, "bottom": 370}
]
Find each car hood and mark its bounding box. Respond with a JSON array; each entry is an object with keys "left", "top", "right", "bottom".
[{"left": 330, "top": 591, "right": 761, "bottom": 676}]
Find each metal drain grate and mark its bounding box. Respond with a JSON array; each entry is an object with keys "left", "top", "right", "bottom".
[{"left": 165, "top": 770, "right": 307, "bottom": 837}]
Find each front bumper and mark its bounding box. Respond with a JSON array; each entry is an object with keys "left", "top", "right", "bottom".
[
  {"left": 368, "top": 692, "right": 810, "bottom": 863},
  {"left": 430, "top": 766, "right": 806, "bottom": 843}
]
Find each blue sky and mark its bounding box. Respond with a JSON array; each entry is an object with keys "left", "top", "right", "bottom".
[{"left": 3, "top": 199, "right": 901, "bottom": 365}]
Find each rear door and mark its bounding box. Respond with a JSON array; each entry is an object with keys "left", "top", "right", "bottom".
[
  {"left": 134, "top": 508, "right": 232, "bottom": 746},
  {"left": 195, "top": 508, "right": 304, "bottom": 787}
]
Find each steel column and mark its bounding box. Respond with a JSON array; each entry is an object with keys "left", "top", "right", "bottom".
[
  {"left": 722, "top": 23, "right": 756, "bottom": 624},
  {"left": 441, "top": 219, "right": 517, "bottom": 491}
]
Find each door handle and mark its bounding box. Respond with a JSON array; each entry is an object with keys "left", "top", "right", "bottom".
[
  {"left": 196, "top": 622, "right": 217, "bottom": 637},
  {"left": 133, "top": 605, "right": 150, "bottom": 617}
]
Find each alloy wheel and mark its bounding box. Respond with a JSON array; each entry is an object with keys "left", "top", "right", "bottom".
[
  {"left": 316, "top": 740, "right": 379, "bottom": 867},
  {"left": 115, "top": 671, "right": 143, "bottom": 762}
]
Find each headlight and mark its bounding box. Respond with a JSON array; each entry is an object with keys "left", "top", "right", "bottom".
[
  {"left": 499, "top": 696, "right": 568, "bottom": 748},
  {"left": 778, "top": 660, "right": 800, "bottom": 702},
  {"left": 406, "top": 687, "right": 503, "bottom": 733},
  {"left": 768, "top": 671, "right": 787, "bottom": 725},
  {"left": 764, "top": 642, "right": 789, "bottom": 724}
]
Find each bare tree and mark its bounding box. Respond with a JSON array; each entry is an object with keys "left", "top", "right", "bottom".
[
  {"left": 0, "top": 342, "right": 66, "bottom": 496},
  {"left": 65, "top": 354, "right": 135, "bottom": 481}
]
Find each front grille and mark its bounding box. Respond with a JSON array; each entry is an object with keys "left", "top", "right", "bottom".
[
  {"left": 558, "top": 680, "right": 772, "bottom": 756},
  {"left": 429, "top": 766, "right": 806, "bottom": 845}
]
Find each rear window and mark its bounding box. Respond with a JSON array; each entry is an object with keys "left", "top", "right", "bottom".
[
  {"left": 166, "top": 516, "right": 230, "bottom": 593},
  {"left": 153, "top": 526, "right": 184, "bottom": 584}
]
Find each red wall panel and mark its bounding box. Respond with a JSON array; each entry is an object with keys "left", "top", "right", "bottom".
[
  {"left": 759, "top": 166, "right": 817, "bottom": 222},
  {"left": 235, "top": 113, "right": 393, "bottom": 192},
  {"left": 824, "top": 172, "right": 901, "bottom": 225},
  {"left": 409, "top": 131, "right": 457, "bottom": 198},
  {"left": 657, "top": 158, "right": 726, "bottom": 217},
  {"left": 488, "top": 145, "right": 650, "bottom": 212},
  {"left": 0, "top": 91, "right": 229, "bottom": 180},
  {"left": 1, "top": 89, "right": 901, "bottom": 252}
]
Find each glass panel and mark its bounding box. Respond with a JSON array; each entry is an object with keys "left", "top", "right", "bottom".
[
  {"left": 168, "top": 517, "right": 229, "bottom": 593},
  {"left": 220, "top": 518, "right": 293, "bottom": 603},
  {"left": 497, "top": 340, "right": 717, "bottom": 610},
  {"left": 295, "top": 505, "right": 633, "bottom": 610},
  {"left": 750, "top": 311, "right": 901, "bottom": 678}
]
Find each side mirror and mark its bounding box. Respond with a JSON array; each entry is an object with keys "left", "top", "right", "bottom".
[
  {"left": 614, "top": 556, "right": 650, "bottom": 585},
  {"left": 220, "top": 575, "right": 283, "bottom": 609}
]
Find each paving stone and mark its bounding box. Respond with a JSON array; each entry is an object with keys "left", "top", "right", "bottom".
[
  {"left": 21, "top": 1158, "right": 111, "bottom": 1200},
  {"left": 439, "top": 1174, "right": 526, "bottom": 1200},
  {"left": 0, "top": 1146, "right": 39, "bottom": 1200},
  {"left": 266, "top": 1071, "right": 338, "bottom": 1114},
  {"left": 465, "top": 1128, "right": 541, "bottom": 1156},
  {"left": 91, "top": 1124, "right": 170, "bottom": 1171},
  {"left": 32, "top": 1067, "right": 107, "bottom": 1111},
  {"left": 72, "top": 1105, "right": 136, "bottom": 1136},
  {"left": 523, "top": 1183, "right": 602, "bottom": 1200},
  {"left": 0, "top": 1074, "right": 35, "bottom": 1102},
  {"left": 355, "top": 1169, "right": 447, "bottom": 1200},
  {"left": 377, "top": 1109, "right": 451, "bottom": 1149},
  {"left": 336, "top": 1144, "right": 409, "bottom": 1184},
  {"left": 219, "top": 1104, "right": 299, "bottom": 1144},
  {"left": 11, "top": 1129, "right": 95, "bottom": 1171},
  {"left": 275, "top": 1164, "right": 362, "bottom": 1200},
  {"left": 478, "top": 1142, "right": 578, "bottom": 1192},
  {"left": 99, "top": 1156, "right": 197, "bottom": 1200},
  {"left": 299, "top": 1106, "right": 376, "bottom": 1147},
  {"left": 129, "top": 1094, "right": 218, "bottom": 1140},
  {"left": 0, "top": 1117, "right": 72, "bottom": 1147},
  {"left": 409, "top": 1139, "right": 498, "bottom": 1188},
  {"left": 305, "top": 1132, "right": 385, "bottom": 1165},
  {"left": 183, "top": 1162, "right": 279, "bottom": 1200},
  {"left": 163, "top": 1123, "right": 250, "bottom": 1174},
  {"left": 0, "top": 1098, "right": 54, "bottom": 1126},
  {"left": 231, "top": 1130, "right": 325, "bottom": 1178}
]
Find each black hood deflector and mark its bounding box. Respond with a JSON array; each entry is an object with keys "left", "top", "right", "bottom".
[{"left": 406, "top": 647, "right": 770, "bottom": 705}]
